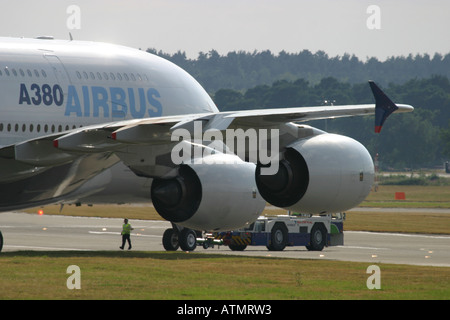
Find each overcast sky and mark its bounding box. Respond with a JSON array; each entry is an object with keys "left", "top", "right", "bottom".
[{"left": 1, "top": 0, "right": 449, "bottom": 61}]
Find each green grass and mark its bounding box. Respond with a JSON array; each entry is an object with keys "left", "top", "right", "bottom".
[
  {"left": 378, "top": 173, "right": 450, "bottom": 186},
  {"left": 362, "top": 185, "right": 450, "bottom": 208},
  {"left": 345, "top": 211, "right": 450, "bottom": 234},
  {"left": 0, "top": 251, "right": 449, "bottom": 300}
]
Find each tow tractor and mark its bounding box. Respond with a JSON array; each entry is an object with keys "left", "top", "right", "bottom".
[{"left": 206, "top": 213, "right": 345, "bottom": 251}]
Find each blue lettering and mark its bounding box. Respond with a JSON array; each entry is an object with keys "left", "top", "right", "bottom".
[
  {"left": 53, "top": 85, "right": 64, "bottom": 106},
  {"left": 42, "top": 84, "right": 53, "bottom": 106},
  {"left": 147, "top": 88, "right": 162, "bottom": 117},
  {"left": 62, "top": 85, "right": 163, "bottom": 119},
  {"left": 19, "top": 83, "right": 31, "bottom": 105},
  {"left": 129, "top": 88, "right": 145, "bottom": 118},
  {"left": 65, "top": 85, "right": 82, "bottom": 117},
  {"left": 82, "top": 86, "right": 90, "bottom": 117},
  {"left": 31, "top": 83, "right": 42, "bottom": 105},
  {"left": 92, "top": 86, "right": 109, "bottom": 117},
  {"left": 19, "top": 83, "right": 64, "bottom": 107},
  {"left": 110, "top": 87, "right": 127, "bottom": 118}
]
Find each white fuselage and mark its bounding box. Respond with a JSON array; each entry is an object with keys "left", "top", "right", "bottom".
[
  {"left": 0, "top": 37, "right": 218, "bottom": 207},
  {"left": 0, "top": 37, "right": 218, "bottom": 147}
]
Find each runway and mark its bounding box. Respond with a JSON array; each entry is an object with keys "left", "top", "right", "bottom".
[{"left": 1, "top": 211, "right": 449, "bottom": 267}]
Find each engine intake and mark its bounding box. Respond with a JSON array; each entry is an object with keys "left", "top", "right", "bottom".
[
  {"left": 151, "top": 153, "right": 265, "bottom": 231},
  {"left": 151, "top": 165, "right": 201, "bottom": 223},
  {"left": 256, "top": 148, "right": 308, "bottom": 208},
  {"left": 256, "top": 133, "right": 374, "bottom": 214}
]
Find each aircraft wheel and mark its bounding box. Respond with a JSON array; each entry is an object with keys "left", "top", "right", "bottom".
[
  {"left": 179, "top": 229, "right": 197, "bottom": 252},
  {"left": 307, "top": 223, "right": 327, "bottom": 251},
  {"left": 0, "top": 231, "right": 3, "bottom": 252},
  {"left": 162, "top": 228, "right": 179, "bottom": 251}
]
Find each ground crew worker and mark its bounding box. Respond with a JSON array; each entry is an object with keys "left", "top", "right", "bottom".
[{"left": 120, "top": 218, "right": 134, "bottom": 250}]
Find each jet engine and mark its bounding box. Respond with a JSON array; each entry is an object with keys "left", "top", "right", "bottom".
[
  {"left": 151, "top": 153, "right": 265, "bottom": 231},
  {"left": 256, "top": 133, "right": 374, "bottom": 214}
]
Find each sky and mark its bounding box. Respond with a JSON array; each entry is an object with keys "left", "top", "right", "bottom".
[{"left": 1, "top": 0, "right": 449, "bottom": 61}]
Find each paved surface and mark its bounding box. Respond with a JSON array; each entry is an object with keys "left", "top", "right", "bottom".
[{"left": 1, "top": 211, "right": 449, "bottom": 267}]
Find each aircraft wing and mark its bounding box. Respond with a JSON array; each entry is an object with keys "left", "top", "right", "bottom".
[{"left": 0, "top": 81, "right": 413, "bottom": 169}]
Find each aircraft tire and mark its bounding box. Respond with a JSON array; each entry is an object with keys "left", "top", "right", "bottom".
[
  {"left": 162, "top": 228, "right": 179, "bottom": 251},
  {"left": 179, "top": 229, "right": 197, "bottom": 252},
  {"left": 0, "top": 231, "right": 3, "bottom": 252}
]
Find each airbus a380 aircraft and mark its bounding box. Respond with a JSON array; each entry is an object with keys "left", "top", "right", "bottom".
[{"left": 0, "top": 37, "right": 413, "bottom": 251}]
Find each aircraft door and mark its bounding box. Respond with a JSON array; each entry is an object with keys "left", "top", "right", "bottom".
[{"left": 43, "top": 54, "right": 72, "bottom": 96}]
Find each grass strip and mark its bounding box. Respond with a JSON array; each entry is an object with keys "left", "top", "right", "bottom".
[{"left": 0, "top": 251, "right": 449, "bottom": 300}]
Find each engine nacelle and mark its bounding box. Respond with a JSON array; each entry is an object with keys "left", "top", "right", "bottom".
[
  {"left": 151, "top": 153, "right": 265, "bottom": 231},
  {"left": 256, "top": 133, "right": 374, "bottom": 214}
]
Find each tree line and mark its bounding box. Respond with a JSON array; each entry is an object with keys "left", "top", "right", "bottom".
[{"left": 147, "top": 48, "right": 450, "bottom": 93}]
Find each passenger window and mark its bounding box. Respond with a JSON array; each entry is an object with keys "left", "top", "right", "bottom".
[
  {"left": 110, "top": 72, "right": 115, "bottom": 80},
  {"left": 34, "top": 70, "right": 39, "bottom": 77},
  {"left": 103, "top": 72, "right": 108, "bottom": 80},
  {"left": 123, "top": 73, "right": 129, "bottom": 81},
  {"left": 4, "top": 67, "right": 10, "bottom": 76},
  {"left": 76, "top": 71, "right": 82, "bottom": 79},
  {"left": 41, "top": 70, "right": 47, "bottom": 77},
  {"left": 19, "top": 69, "right": 25, "bottom": 77},
  {"left": 27, "top": 69, "right": 32, "bottom": 77}
]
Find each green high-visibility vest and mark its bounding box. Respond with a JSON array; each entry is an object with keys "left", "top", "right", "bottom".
[{"left": 122, "top": 223, "right": 131, "bottom": 235}]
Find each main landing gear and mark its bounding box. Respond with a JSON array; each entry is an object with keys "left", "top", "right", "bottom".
[
  {"left": 162, "top": 225, "right": 200, "bottom": 252},
  {"left": 0, "top": 231, "right": 3, "bottom": 252}
]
